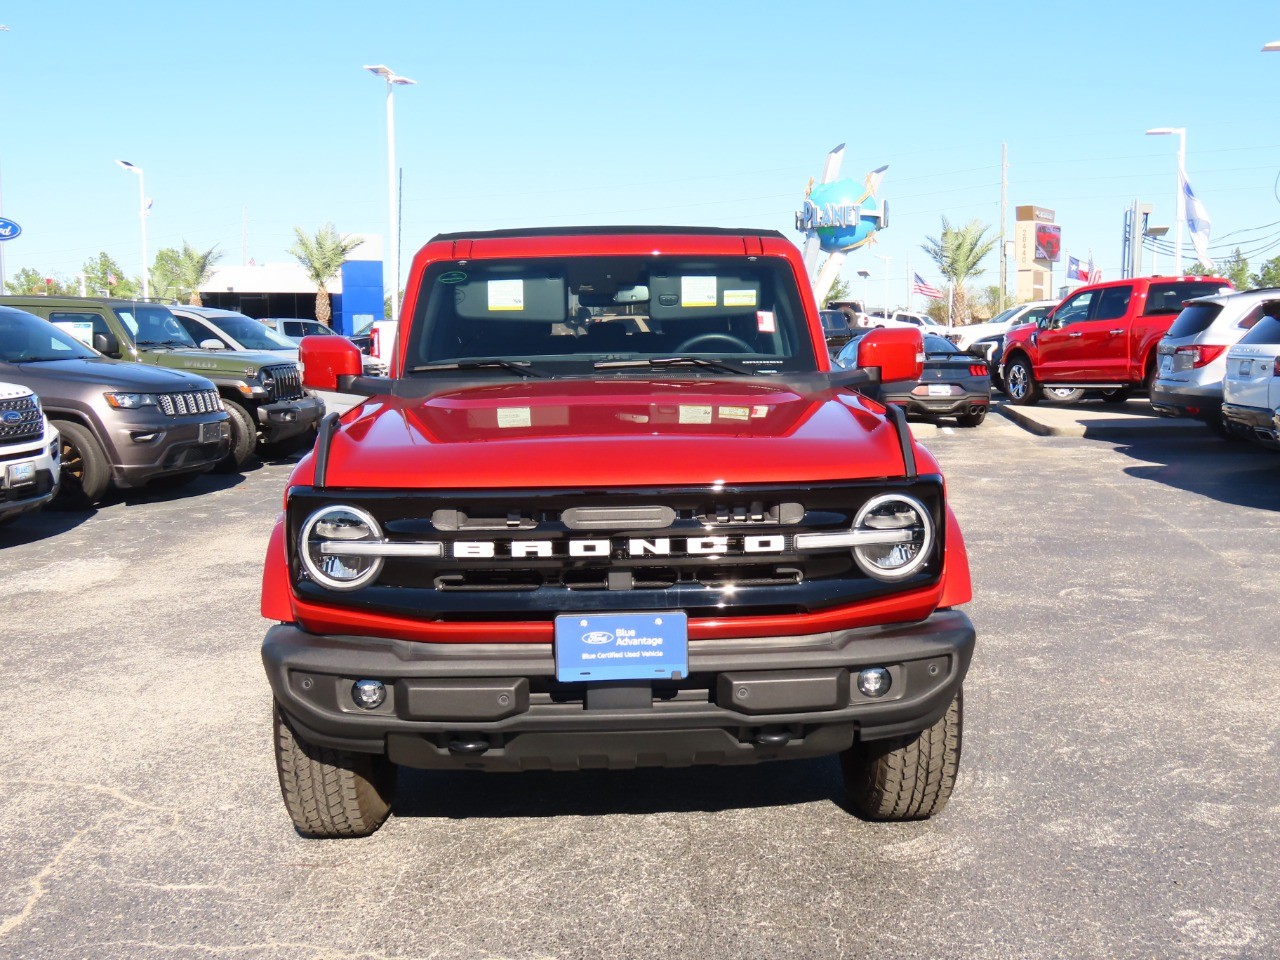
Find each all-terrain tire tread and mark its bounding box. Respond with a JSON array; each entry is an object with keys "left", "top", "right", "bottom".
[
  {"left": 273, "top": 703, "right": 395, "bottom": 838},
  {"left": 842, "top": 690, "right": 962, "bottom": 820}
]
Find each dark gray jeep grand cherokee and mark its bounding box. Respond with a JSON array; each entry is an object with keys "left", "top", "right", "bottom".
[{"left": 0, "top": 305, "right": 230, "bottom": 505}]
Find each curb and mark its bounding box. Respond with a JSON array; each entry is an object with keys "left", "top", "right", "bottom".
[{"left": 995, "top": 403, "right": 1212, "bottom": 440}]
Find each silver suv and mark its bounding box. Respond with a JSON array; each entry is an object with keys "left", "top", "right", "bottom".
[{"left": 1150, "top": 289, "right": 1280, "bottom": 434}]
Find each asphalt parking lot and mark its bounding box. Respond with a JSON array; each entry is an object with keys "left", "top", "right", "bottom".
[{"left": 2, "top": 410, "right": 1278, "bottom": 960}]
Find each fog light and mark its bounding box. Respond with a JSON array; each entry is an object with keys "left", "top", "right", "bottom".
[
  {"left": 857, "top": 667, "right": 891, "bottom": 698},
  {"left": 352, "top": 679, "right": 386, "bottom": 709}
]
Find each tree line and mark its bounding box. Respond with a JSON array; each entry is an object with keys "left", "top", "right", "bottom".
[{"left": 3, "top": 223, "right": 363, "bottom": 325}]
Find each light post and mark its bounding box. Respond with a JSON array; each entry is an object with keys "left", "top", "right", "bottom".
[
  {"left": 873, "top": 254, "right": 891, "bottom": 316},
  {"left": 1144, "top": 225, "right": 1169, "bottom": 276},
  {"left": 856, "top": 269, "right": 870, "bottom": 309},
  {"left": 364, "top": 64, "right": 416, "bottom": 321},
  {"left": 1145, "top": 127, "right": 1186, "bottom": 275},
  {"left": 115, "top": 159, "right": 149, "bottom": 298},
  {"left": 1263, "top": 41, "right": 1280, "bottom": 51}
]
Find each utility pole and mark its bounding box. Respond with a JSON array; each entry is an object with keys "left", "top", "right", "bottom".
[{"left": 999, "top": 143, "right": 1008, "bottom": 309}]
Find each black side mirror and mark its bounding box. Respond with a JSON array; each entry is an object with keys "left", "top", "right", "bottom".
[{"left": 93, "top": 332, "right": 120, "bottom": 357}]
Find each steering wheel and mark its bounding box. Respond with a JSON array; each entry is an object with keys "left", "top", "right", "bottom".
[{"left": 673, "top": 332, "right": 754, "bottom": 354}]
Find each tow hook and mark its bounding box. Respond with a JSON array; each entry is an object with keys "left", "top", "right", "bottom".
[{"left": 447, "top": 735, "right": 491, "bottom": 755}]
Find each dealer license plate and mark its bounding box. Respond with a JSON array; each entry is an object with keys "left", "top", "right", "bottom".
[
  {"left": 1159, "top": 355, "right": 1173, "bottom": 376},
  {"left": 7, "top": 461, "right": 35, "bottom": 487},
  {"left": 555, "top": 612, "right": 688, "bottom": 682},
  {"left": 199, "top": 421, "right": 222, "bottom": 444},
  {"left": 927, "top": 384, "right": 952, "bottom": 397}
]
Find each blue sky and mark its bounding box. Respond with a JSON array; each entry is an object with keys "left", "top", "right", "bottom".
[{"left": 2, "top": 0, "right": 1279, "bottom": 307}]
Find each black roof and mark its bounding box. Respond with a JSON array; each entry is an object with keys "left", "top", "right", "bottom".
[{"left": 429, "top": 225, "right": 789, "bottom": 243}]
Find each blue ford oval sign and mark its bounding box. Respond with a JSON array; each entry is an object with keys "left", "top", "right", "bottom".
[{"left": 0, "top": 218, "right": 21, "bottom": 241}]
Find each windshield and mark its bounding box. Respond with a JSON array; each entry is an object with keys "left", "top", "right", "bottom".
[
  {"left": 0, "top": 307, "right": 99, "bottom": 362},
  {"left": 211, "top": 315, "right": 295, "bottom": 350},
  {"left": 987, "top": 308, "right": 1018, "bottom": 325},
  {"left": 404, "top": 255, "right": 817, "bottom": 375},
  {"left": 115, "top": 305, "right": 197, "bottom": 347}
]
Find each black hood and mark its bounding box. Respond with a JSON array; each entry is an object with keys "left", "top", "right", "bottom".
[{"left": 0, "top": 357, "right": 216, "bottom": 400}]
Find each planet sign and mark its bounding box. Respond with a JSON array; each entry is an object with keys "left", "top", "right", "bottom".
[
  {"left": 795, "top": 177, "right": 887, "bottom": 254},
  {"left": 0, "top": 218, "right": 22, "bottom": 242}
]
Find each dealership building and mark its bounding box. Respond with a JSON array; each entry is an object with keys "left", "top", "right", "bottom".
[{"left": 197, "top": 234, "right": 385, "bottom": 337}]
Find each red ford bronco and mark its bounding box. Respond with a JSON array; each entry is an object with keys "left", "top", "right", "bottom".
[{"left": 260, "top": 226, "right": 975, "bottom": 836}]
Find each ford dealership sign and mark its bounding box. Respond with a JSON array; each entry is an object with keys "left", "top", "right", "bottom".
[{"left": 0, "top": 218, "right": 22, "bottom": 241}]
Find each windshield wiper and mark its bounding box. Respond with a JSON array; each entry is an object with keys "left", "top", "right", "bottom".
[
  {"left": 408, "top": 359, "right": 548, "bottom": 378},
  {"left": 16, "top": 356, "right": 79, "bottom": 363},
  {"left": 137, "top": 339, "right": 191, "bottom": 348},
  {"left": 593, "top": 356, "right": 753, "bottom": 375}
]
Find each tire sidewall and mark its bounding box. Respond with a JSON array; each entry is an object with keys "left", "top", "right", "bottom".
[
  {"left": 1005, "top": 358, "right": 1040, "bottom": 406},
  {"left": 219, "top": 399, "right": 257, "bottom": 470},
  {"left": 52, "top": 420, "right": 110, "bottom": 506}
]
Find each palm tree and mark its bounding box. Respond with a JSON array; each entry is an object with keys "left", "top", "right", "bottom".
[
  {"left": 176, "top": 242, "right": 223, "bottom": 306},
  {"left": 288, "top": 223, "right": 364, "bottom": 326},
  {"left": 921, "top": 218, "right": 998, "bottom": 324}
]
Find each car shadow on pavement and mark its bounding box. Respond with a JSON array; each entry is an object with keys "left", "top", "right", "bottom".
[
  {"left": 118, "top": 468, "right": 247, "bottom": 505},
  {"left": 394, "top": 757, "right": 845, "bottom": 820},
  {"left": 0, "top": 507, "right": 95, "bottom": 546},
  {"left": 1115, "top": 436, "right": 1280, "bottom": 512}
]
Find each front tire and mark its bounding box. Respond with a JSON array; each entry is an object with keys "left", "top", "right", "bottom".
[
  {"left": 842, "top": 690, "right": 962, "bottom": 820},
  {"left": 1004, "top": 357, "right": 1041, "bottom": 406},
  {"left": 51, "top": 420, "right": 110, "bottom": 507},
  {"left": 216, "top": 399, "right": 257, "bottom": 472},
  {"left": 273, "top": 703, "right": 397, "bottom": 838}
]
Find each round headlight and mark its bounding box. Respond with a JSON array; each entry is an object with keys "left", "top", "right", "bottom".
[
  {"left": 299, "top": 505, "right": 383, "bottom": 590},
  {"left": 852, "top": 493, "right": 933, "bottom": 582}
]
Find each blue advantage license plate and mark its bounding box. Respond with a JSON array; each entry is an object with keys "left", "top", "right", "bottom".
[
  {"left": 7, "top": 461, "right": 35, "bottom": 487},
  {"left": 555, "top": 612, "right": 688, "bottom": 682}
]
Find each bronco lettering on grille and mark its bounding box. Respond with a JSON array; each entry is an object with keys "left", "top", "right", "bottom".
[{"left": 450, "top": 535, "right": 787, "bottom": 559}]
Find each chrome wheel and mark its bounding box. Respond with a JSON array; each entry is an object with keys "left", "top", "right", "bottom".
[{"left": 1007, "top": 365, "right": 1028, "bottom": 400}]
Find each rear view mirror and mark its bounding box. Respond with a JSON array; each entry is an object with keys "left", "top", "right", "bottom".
[
  {"left": 300, "top": 335, "right": 362, "bottom": 391},
  {"left": 92, "top": 332, "right": 120, "bottom": 357},
  {"left": 855, "top": 327, "right": 924, "bottom": 383}
]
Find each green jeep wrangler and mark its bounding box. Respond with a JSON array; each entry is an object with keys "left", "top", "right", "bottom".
[{"left": 0, "top": 297, "right": 323, "bottom": 468}]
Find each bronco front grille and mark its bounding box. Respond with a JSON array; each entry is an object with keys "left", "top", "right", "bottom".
[
  {"left": 157, "top": 389, "right": 221, "bottom": 417},
  {"left": 288, "top": 480, "right": 945, "bottom": 622},
  {"left": 264, "top": 364, "right": 304, "bottom": 401},
  {"left": 0, "top": 395, "right": 42, "bottom": 444}
]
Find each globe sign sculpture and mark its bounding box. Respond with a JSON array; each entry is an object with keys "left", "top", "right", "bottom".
[{"left": 800, "top": 176, "right": 889, "bottom": 254}]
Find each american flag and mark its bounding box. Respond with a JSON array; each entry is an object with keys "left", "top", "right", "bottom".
[{"left": 912, "top": 272, "right": 943, "bottom": 299}]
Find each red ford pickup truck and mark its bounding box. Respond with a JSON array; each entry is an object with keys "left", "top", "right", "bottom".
[
  {"left": 1000, "top": 275, "right": 1233, "bottom": 405},
  {"left": 260, "top": 226, "right": 976, "bottom": 836}
]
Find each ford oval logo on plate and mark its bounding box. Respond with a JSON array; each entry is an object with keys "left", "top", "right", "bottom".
[
  {"left": 0, "top": 218, "right": 22, "bottom": 241},
  {"left": 581, "top": 631, "right": 614, "bottom": 645}
]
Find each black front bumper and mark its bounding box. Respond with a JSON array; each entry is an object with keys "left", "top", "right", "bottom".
[
  {"left": 258, "top": 395, "right": 324, "bottom": 443},
  {"left": 262, "top": 610, "right": 975, "bottom": 772}
]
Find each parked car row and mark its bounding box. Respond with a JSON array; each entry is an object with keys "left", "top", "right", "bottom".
[{"left": 0, "top": 296, "right": 332, "bottom": 520}]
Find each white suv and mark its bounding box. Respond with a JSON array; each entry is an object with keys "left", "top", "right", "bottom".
[
  {"left": 1221, "top": 304, "right": 1280, "bottom": 447},
  {"left": 947, "top": 300, "right": 1058, "bottom": 350},
  {"left": 0, "top": 382, "right": 60, "bottom": 527}
]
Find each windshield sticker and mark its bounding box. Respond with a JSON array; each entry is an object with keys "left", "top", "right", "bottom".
[
  {"left": 723, "top": 289, "right": 757, "bottom": 308},
  {"left": 680, "top": 276, "right": 717, "bottom": 308},
  {"left": 53, "top": 321, "right": 94, "bottom": 346},
  {"left": 718, "top": 406, "right": 750, "bottom": 421},
  {"left": 677, "top": 405, "right": 713, "bottom": 424},
  {"left": 488, "top": 279, "right": 525, "bottom": 311},
  {"left": 496, "top": 406, "right": 532, "bottom": 428},
  {"left": 756, "top": 310, "right": 776, "bottom": 333},
  {"left": 438, "top": 271, "right": 468, "bottom": 284}
]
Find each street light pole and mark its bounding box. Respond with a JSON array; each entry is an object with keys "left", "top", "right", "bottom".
[
  {"left": 1145, "top": 127, "right": 1186, "bottom": 275},
  {"left": 115, "top": 159, "right": 149, "bottom": 298},
  {"left": 856, "top": 269, "right": 870, "bottom": 311},
  {"left": 364, "top": 64, "right": 417, "bottom": 321}
]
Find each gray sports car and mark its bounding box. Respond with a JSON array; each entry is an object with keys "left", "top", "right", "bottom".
[{"left": 835, "top": 332, "right": 991, "bottom": 427}]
